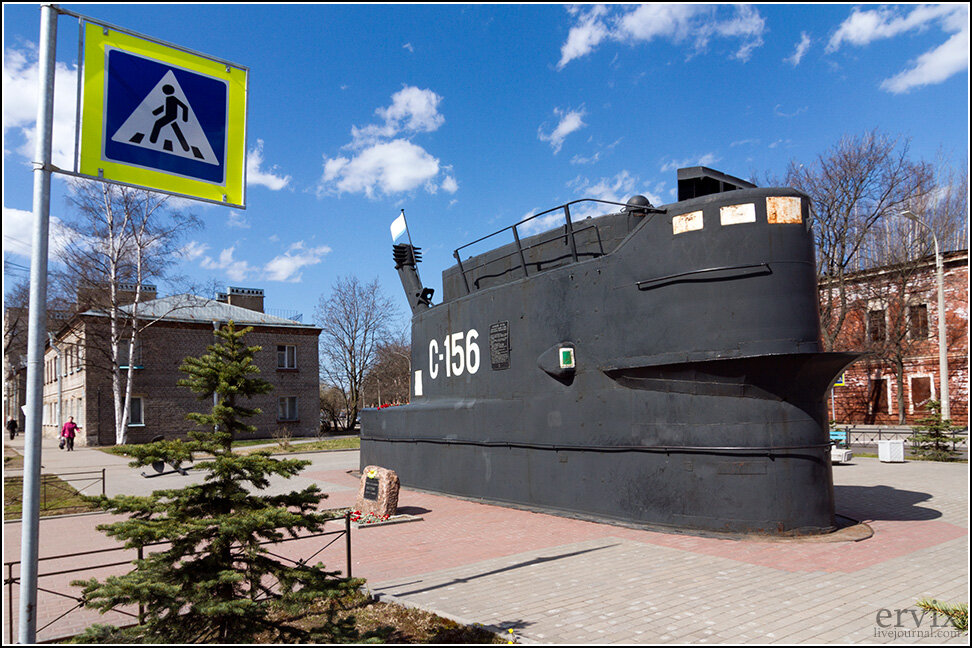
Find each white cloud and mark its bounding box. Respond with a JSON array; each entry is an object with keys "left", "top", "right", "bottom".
[
  {"left": 571, "top": 152, "right": 602, "bottom": 165},
  {"left": 517, "top": 208, "right": 565, "bottom": 236},
  {"left": 440, "top": 175, "right": 458, "bottom": 193},
  {"left": 2, "top": 204, "right": 70, "bottom": 259},
  {"left": 785, "top": 32, "right": 812, "bottom": 66},
  {"left": 321, "top": 139, "right": 440, "bottom": 198},
  {"left": 319, "top": 86, "right": 454, "bottom": 198},
  {"left": 558, "top": 5, "right": 611, "bottom": 69},
  {"left": 403, "top": 42, "right": 414, "bottom": 53},
  {"left": 227, "top": 211, "right": 250, "bottom": 229},
  {"left": 563, "top": 170, "right": 663, "bottom": 221},
  {"left": 557, "top": 4, "right": 766, "bottom": 68},
  {"left": 573, "top": 170, "right": 639, "bottom": 204},
  {"left": 3, "top": 46, "right": 80, "bottom": 169},
  {"left": 200, "top": 247, "right": 254, "bottom": 282},
  {"left": 538, "top": 107, "right": 586, "bottom": 154},
  {"left": 350, "top": 85, "right": 444, "bottom": 148},
  {"left": 827, "top": 5, "right": 958, "bottom": 51},
  {"left": 180, "top": 240, "right": 209, "bottom": 262},
  {"left": 246, "top": 139, "right": 291, "bottom": 190},
  {"left": 2, "top": 205, "right": 37, "bottom": 257},
  {"left": 774, "top": 104, "right": 808, "bottom": 118},
  {"left": 881, "top": 26, "right": 970, "bottom": 93},
  {"left": 827, "top": 5, "right": 969, "bottom": 93},
  {"left": 660, "top": 153, "right": 720, "bottom": 173},
  {"left": 263, "top": 241, "right": 331, "bottom": 283}
]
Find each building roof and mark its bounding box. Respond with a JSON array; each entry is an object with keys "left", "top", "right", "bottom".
[{"left": 82, "top": 294, "right": 320, "bottom": 330}]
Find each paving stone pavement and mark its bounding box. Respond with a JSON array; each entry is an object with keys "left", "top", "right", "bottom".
[{"left": 3, "top": 433, "right": 968, "bottom": 644}]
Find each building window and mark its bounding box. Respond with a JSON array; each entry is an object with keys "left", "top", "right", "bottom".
[
  {"left": 118, "top": 341, "right": 142, "bottom": 368},
  {"left": 908, "top": 304, "right": 929, "bottom": 340},
  {"left": 910, "top": 376, "right": 933, "bottom": 413},
  {"left": 867, "top": 309, "right": 886, "bottom": 343},
  {"left": 277, "top": 345, "right": 297, "bottom": 369},
  {"left": 129, "top": 397, "right": 144, "bottom": 426},
  {"left": 278, "top": 396, "right": 298, "bottom": 421},
  {"left": 867, "top": 378, "right": 888, "bottom": 416}
]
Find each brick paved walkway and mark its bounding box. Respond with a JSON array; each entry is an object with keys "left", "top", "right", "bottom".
[{"left": 3, "top": 437, "right": 968, "bottom": 644}]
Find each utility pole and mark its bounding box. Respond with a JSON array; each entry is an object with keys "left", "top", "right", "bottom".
[{"left": 20, "top": 4, "right": 57, "bottom": 643}]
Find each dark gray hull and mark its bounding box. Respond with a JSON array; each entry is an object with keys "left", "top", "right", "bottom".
[{"left": 363, "top": 178, "right": 856, "bottom": 535}]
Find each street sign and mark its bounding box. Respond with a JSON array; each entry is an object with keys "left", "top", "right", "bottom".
[
  {"left": 79, "top": 22, "right": 247, "bottom": 207},
  {"left": 834, "top": 373, "right": 846, "bottom": 387}
]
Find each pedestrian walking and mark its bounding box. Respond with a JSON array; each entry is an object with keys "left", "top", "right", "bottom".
[
  {"left": 60, "top": 416, "right": 79, "bottom": 451},
  {"left": 6, "top": 417, "right": 17, "bottom": 440}
]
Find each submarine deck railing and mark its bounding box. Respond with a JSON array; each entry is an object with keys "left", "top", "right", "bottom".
[{"left": 452, "top": 198, "right": 660, "bottom": 295}]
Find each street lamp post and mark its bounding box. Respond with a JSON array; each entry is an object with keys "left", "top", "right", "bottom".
[{"left": 901, "top": 210, "right": 950, "bottom": 421}]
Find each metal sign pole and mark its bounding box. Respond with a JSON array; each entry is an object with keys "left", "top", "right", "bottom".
[{"left": 19, "top": 3, "right": 58, "bottom": 643}]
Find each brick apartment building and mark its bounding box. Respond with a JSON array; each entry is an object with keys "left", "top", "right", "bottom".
[
  {"left": 39, "top": 287, "right": 321, "bottom": 446},
  {"left": 822, "top": 250, "right": 969, "bottom": 426}
]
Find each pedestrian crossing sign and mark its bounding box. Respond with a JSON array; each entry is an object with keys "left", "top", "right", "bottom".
[{"left": 79, "top": 23, "right": 247, "bottom": 208}]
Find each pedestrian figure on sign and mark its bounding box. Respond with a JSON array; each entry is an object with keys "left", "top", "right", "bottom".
[
  {"left": 60, "top": 416, "right": 80, "bottom": 452},
  {"left": 149, "top": 84, "right": 190, "bottom": 152},
  {"left": 6, "top": 417, "right": 17, "bottom": 440}
]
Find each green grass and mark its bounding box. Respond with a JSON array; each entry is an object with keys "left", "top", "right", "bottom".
[
  {"left": 4, "top": 475, "right": 102, "bottom": 518},
  {"left": 849, "top": 451, "right": 966, "bottom": 463},
  {"left": 100, "top": 436, "right": 360, "bottom": 457},
  {"left": 248, "top": 437, "right": 360, "bottom": 454},
  {"left": 4, "top": 447, "right": 24, "bottom": 469}
]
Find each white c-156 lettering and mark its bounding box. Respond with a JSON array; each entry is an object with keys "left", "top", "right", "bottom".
[{"left": 428, "top": 329, "right": 480, "bottom": 379}]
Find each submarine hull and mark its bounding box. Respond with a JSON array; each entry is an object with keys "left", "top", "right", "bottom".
[{"left": 363, "top": 179, "right": 855, "bottom": 535}]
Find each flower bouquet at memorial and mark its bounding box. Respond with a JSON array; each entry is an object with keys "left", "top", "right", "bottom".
[
  {"left": 72, "top": 322, "right": 361, "bottom": 643},
  {"left": 350, "top": 509, "right": 392, "bottom": 524}
]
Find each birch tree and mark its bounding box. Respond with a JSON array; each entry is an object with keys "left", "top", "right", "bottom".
[{"left": 58, "top": 181, "right": 200, "bottom": 444}]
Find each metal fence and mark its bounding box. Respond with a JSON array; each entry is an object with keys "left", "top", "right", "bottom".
[
  {"left": 4, "top": 469, "right": 106, "bottom": 518},
  {"left": 3, "top": 513, "right": 352, "bottom": 643},
  {"left": 835, "top": 426, "right": 968, "bottom": 451}
]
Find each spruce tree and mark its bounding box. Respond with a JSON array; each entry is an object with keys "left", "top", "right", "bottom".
[
  {"left": 912, "top": 399, "right": 965, "bottom": 462},
  {"left": 74, "top": 322, "right": 358, "bottom": 642}
]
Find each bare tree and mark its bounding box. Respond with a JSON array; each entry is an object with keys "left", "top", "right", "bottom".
[
  {"left": 314, "top": 276, "right": 399, "bottom": 431},
  {"left": 4, "top": 279, "right": 72, "bottom": 422},
  {"left": 319, "top": 384, "right": 345, "bottom": 433},
  {"left": 57, "top": 180, "right": 200, "bottom": 444},
  {"left": 361, "top": 332, "right": 411, "bottom": 407},
  {"left": 785, "top": 130, "right": 935, "bottom": 351}
]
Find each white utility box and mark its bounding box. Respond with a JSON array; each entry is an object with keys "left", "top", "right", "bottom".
[
  {"left": 831, "top": 447, "right": 854, "bottom": 464},
  {"left": 878, "top": 439, "right": 905, "bottom": 463}
]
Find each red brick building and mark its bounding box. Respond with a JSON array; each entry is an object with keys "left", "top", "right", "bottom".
[
  {"left": 822, "top": 250, "right": 968, "bottom": 426},
  {"left": 41, "top": 289, "right": 322, "bottom": 446}
]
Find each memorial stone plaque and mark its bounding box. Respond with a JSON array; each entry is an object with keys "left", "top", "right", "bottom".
[
  {"left": 354, "top": 465, "right": 400, "bottom": 518},
  {"left": 363, "top": 477, "right": 380, "bottom": 500}
]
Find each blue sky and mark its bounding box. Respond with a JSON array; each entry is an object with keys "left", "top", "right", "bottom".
[{"left": 3, "top": 3, "right": 969, "bottom": 331}]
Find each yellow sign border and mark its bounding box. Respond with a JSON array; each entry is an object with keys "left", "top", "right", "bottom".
[{"left": 79, "top": 23, "right": 247, "bottom": 208}]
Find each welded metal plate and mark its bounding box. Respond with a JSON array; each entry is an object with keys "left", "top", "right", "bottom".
[
  {"left": 673, "top": 210, "right": 704, "bottom": 235},
  {"left": 767, "top": 196, "right": 802, "bottom": 224}
]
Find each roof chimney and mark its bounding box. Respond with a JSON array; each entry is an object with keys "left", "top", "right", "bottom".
[{"left": 220, "top": 286, "right": 264, "bottom": 313}]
